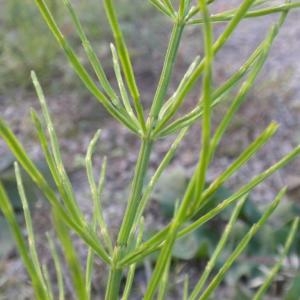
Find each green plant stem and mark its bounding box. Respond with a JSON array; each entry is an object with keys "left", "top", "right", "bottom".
[
  {"left": 6, "top": 1, "right": 300, "bottom": 299},
  {"left": 121, "top": 219, "right": 144, "bottom": 300},
  {"left": 103, "top": 0, "right": 146, "bottom": 132},
  {"left": 86, "top": 131, "right": 113, "bottom": 253},
  {"left": 15, "top": 162, "right": 51, "bottom": 298},
  {"left": 208, "top": 11, "right": 288, "bottom": 162},
  {"left": 63, "top": 0, "right": 120, "bottom": 106},
  {"left": 34, "top": 0, "right": 139, "bottom": 134},
  {"left": 148, "top": 21, "right": 185, "bottom": 133},
  {"left": 42, "top": 265, "right": 54, "bottom": 300},
  {"left": 156, "top": 46, "right": 262, "bottom": 137},
  {"left": 134, "top": 128, "right": 188, "bottom": 230},
  {"left": 47, "top": 234, "right": 65, "bottom": 300},
  {"left": 110, "top": 44, "right": 139, "bottom": 125},
  {"left": 188, "top": 2, "right": 300, "bottom": 24},
  {"left": 157, "top": 257, "right": 171, "bottom": 300},
  {"left": 52, "top": 208, "right": 87, "bottom": 300},
  {"left": 118, "top": 140, "right": 153, "bottom": 244},
  {"left": 153, "top": 0, "right": 257, "bottom": 135},
  {"left": 119, "top": 141, "right": 300, "bottom": 266},
  {"left": 158, "top": 56, "right": 201, "bottom": 120},
  {"left": 32, "top": 71, "right": 83, "bottom": 225},
  {"left": 144, "top": 3, "right": 212, "bottom": 296},
  {"left": 189, "top": 195, "right": 247, "bottom": 300},
  {"left": 105, "top": 139, "right": 153, "bottom": 299},
  {"left": 143, "top": 174, "right": 196, "bottom": 298},
  {"left": 0, "top": 184, "right": 49, "bottom": 300},
  {"left": 183, "top": 275, "right": 189, "bottom": 300},
  {"left": 193, "top": 0, "right": 213, "bottom": 206},
  {"left": 105, "top": 15, "right": 186, "bottom": 298},
  {"left": 161, "top": 0, "right": 175, "bottom": 16},
  {"left": 15, "top": 163, "right": 44, "bottom": 283},
  {"left": 198, "top": 189, "right": 285, "bottom": 300},
  {"left": 149, "top": 0, "right": 175, "bottom": 18},
  {"left": 0, "top": 118, "right": 111, "bottom": 263},
  {"left": 157, "top": 6, "right": 287, "bottom": 139},
  {"left": 144, "top": 223, "right": 178, "bottom": 299}
]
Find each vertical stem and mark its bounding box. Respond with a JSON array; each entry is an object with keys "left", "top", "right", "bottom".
[
  {"left": 105, "top": 139, "right": 153, "bottom": 299},
  {"left": 154, "top": 0, "right": 257, "bottom": 133},
  {"left": 193, "top": 0, "right": 213, "bottom": 205},
  {"left": 148, "top": 22, "right": 185, "bottom": 130},
  {"left": 106, "top": 16, "right": 185, "bottom": 299},
  {"left": 118, "top": 140, "right": 153, "bottom": 243},
  {"left": 103, "top": 0, "right": 146, "bottom": 132},
  {"left": 145, "top": 3, "right": 213, "bottom": 296}
]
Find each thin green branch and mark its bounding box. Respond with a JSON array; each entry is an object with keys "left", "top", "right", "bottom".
[
  {"left": 156, "top": 47, "right": 261, "bottom": 137},
  {"left": 158, "top": 55, "right": 201, "bottom": 121},
  {"left": 193, "top": 0, "right": 214, "bottom": 206},
  {"left": 0, "top": 118, "right": 111, "bottom": 264},
  {"left": 157, "top": 255, "right": 171, "bottom": 300},
  {"left": 14, "top": 163, "right": 45, "bottom": 285},
  {"left": 86, "top": 130, "right": 113, "bottom": 254},
  {"left": 121, "top": 219, "right": 144, "bottom": 300},
  {"left": 63, "top": 0, "right": 120, "bottom": 106},
  {"left": 47, "top": 234, "right": 65, "bottom": 300},
  {"left": 110, "top": 43, "right": 140, "bottom": 126},
  {"left": 42, "top": 264, "right": 54, "bottom": 300},
  {"left": 119, "top": 139, "right": 300, "bottom": 267},
  {"left": 133, "top": 127, "right": 188, "bottom": 230},
  {"left": 188, "top": 2, "right": 300, "bottom": 24},
  {"left": 52, "top": 208, "right": 87, "bottom": 300},
  {"left": 34, "top": 0, "right": 139, "bottom": 134},
  {"left": 156, "top": 6, "right": 288, "bottom": 139},
  {"left": 209, "top": 9, "right": 288, "bottom": 162},
  {"left": 153, "top": 0, "right": 257, "bottom": 136},
  {"left": 148, "top": 22, "right": 185, "bottom": 135},
  {"left": 198, "top": 189, "right": 286, "bottom": 300},
  {"left": 105, "top": 139, "right": 153, "bottom": 299},
  {"left": 143, "top": 5, "right": 212, "bottom": 292},
  {"left": 149, "top": 0, "right": 176, "bottom": 18},
  {"left": 103, "top": 0, "right": 146, "bottom": 132},
  {"left": 0, "top": 184, "right": 50, "bottom": 300},
  {"left": 189, "top": 195, "right": 247, "bottom": 300},
  {"left": 31, "top": 71, "right": 83, "bottom": 224},
  {"left": 161, "top": 0, "right": 176, "bottom": 16},
  {"left": 183, "top": 275, "right": 189, "bottom": 300}
]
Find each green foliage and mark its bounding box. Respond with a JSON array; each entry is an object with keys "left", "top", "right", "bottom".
[{"left": 1, "top": 0, "right": 300, "bottom": 299}]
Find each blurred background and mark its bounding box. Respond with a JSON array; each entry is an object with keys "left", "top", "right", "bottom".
[{"left": 1, "top": 0, "right": 300, "bottom": 298}]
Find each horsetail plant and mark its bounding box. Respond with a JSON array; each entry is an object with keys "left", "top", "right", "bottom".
[{"left": 1, "top": 0, "right": 300, "bottom": 299}]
